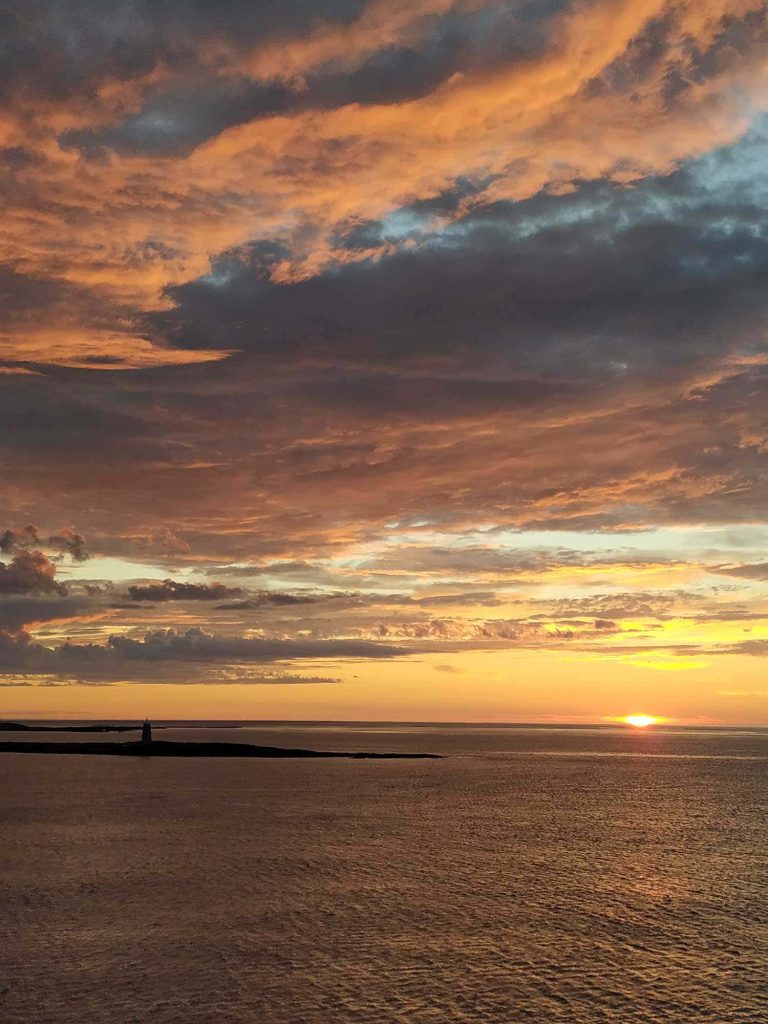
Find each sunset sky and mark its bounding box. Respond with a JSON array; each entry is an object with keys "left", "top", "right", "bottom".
[{"left": 2, "top": 0, "right": 768, "bottom": 723}]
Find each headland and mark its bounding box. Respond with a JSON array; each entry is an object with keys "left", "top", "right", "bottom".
[{"left": 0, "top": 737, "right": 442, "bottom": 759}]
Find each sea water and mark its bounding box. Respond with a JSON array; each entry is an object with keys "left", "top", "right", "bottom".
[{"left": 1, "top": 724, "right": 766, "bottom": 1023}]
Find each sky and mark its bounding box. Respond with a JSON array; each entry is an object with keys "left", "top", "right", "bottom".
[{"left": 1, "top": 0, "right": 768, "bottom": 723}]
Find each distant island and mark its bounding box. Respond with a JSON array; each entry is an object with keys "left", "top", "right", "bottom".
[
  {"left": 0, "top": 721, "right": 138, "bottom": 733},
  {"left": 0, "top": 721, "right": 441, "bottom": 759},
  {"left": 0, "top": 739, "right": 441, "bottom": 759}
]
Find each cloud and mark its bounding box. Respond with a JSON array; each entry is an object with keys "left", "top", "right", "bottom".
[
  {"left": 0, "top": 19, "right": 766, "bottom": 548},
  {"left": 104, "top": 627, "right": 401, "bottom": 662},
  {"left": 0, "top": 625, "right": 405, "bottom": 684},
  {"left": 709, "top": 562, "right": 768, "bottom": 580},
  {"left": 2, "top": 0, "right": 767, "bottom": 368},
  {"left": 0, "top": 525, "right": 88, "bottom": 560},
  {"left": 158, "top": 166, "right": 768, "bottom": 381},
  {"left": 48, "top": 528, "right": 88, "bottom": 562},
  {"left": 0, "top": 526, "right": 41, "bottom": 554},
  {"left": 0, "top": 551, "right": 66, "bottom": 596},
  {"left": 126, "top": 579, "right": 244, "bottom": 601},
  {"left": 0, "top": 594, "right": 94, "bottom": 631},
  {"left": 1, "top": 2, "right": 768, "bottom": 710},
  {"left": 718, "top": 639, "right": 768, "bottom": 656},
  {"left": 215, "top": 592, "right": 320, "bottom": 609}
]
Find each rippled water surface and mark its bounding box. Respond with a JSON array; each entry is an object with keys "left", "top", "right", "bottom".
[{"left": 2, "top": 725, "right": 766, "bottom": 1023}]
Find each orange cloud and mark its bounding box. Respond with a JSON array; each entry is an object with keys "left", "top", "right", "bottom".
[{"left": 1, "top": 0, "right": 765, "bottom": 367}]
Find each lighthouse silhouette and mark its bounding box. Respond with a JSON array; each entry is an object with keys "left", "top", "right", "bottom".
[{"left": 141, "top": 720, "right": 152, "bottom": 743}]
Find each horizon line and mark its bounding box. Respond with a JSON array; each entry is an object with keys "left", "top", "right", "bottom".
[{"left": 3, "top": 717, "right": 767, "bottom": 730}]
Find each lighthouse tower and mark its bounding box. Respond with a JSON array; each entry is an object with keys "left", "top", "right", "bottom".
[{"left": 141, "top": 719, "right": 152, "bottom": 743}]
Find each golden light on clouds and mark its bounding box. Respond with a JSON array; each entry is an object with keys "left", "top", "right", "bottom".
[{"left": 0, "top": 0, "right": 767, "bottom": 722}]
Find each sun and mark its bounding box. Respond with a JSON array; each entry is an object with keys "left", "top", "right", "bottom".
[{"left": 622, "top": 714, "right": 662, "bottom": 728}]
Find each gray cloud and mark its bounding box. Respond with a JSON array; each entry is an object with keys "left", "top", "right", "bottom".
[
  {"left": 709, "top": 562, "right": 768, "bottom": 581},
  {"left": 0, "top": 526, "right": 41, "bottom": 554},
  {"left": 0, "top": 0, "right": 370, "bottom": 102},
  {"left": 0, "top": 524, "right": 87, "bottom": 560},
  {"left": 719, "top": 639, "right": 768, "bottom": 657},
  {"left": 215, "top": 592, "right": 321, "bottom": 610},
  {"left": 0, "top": 551, "right": 66, "bottom": 596},
  {"left": 157, "top": 165, "right": 768, "bottom": 381},
  {"left": 0, "top": 594, "right": 93, "bottom": 631},
  {"left": 0, "top": 625, "right": 405, "bottom": 684},
  {"left": 127, "top": 579, "right": 244, "bottom": 601},
  {"left": 61, "top": 3, "right": 565, "bottom": 158}
]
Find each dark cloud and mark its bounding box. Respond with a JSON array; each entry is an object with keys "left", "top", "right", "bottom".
[
  {"left": 720, "top": 639, "right": 768, "bottom": 657},
  {"left": 380, "top": 591, "right": 506, "bottom": 607},
  {"left": 0, "top": 672, "right": 338, "bottom": 687},
  {"left": 48, "top": 528, "right": 88, "bottom": 561},
  {"left": 0, "top": 525, "right": 87, "bottom": 561},
  {"left": 0, "top": 551, "right": 66, "bottom": 596},
  {"left": 215, "top": 592, "right": 320, "bottom": 610},
  {"left": 61, "top": 2, "right": 566, "bottom": 158},
  {"left": 0, "top": 525, "right": 40, "bottom": 554},
  {"left": 157, "top": 168, "right": 768, "bottom": 383},
  {"left": 0, "top": 625, "right": 405, "bottom": 684},
  {"left": 126, "top": 579, "right": 244, "bottom": 601},
  {"left": 545, "top": 593, "right": 687, "bottom": 621},
  {"left": 0, "top": 0, "right": 367, "bottom": 102},
  {"left": 593, "top": 619, "right": 617, "bottom": 630},
  {"left": 710, "top": 562, "right": 768, "bottom": 581},
  {"left": 0, "top": 594, "right": 92, "bottom": 631},
  {"left": 104, "top": 628, "right": 401, "bottom": 663}
]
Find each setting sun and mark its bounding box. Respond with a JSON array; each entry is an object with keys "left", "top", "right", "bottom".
[{"left": 622, "top": 715, "right": 663, "bottom": 728}]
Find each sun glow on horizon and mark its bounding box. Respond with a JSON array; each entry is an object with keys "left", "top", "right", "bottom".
[{"left": 622, "top": 714, "right": 664, "bottom": 728}]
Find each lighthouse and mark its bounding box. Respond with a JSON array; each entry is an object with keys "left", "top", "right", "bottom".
[{"left": 141, "top": 720, "right": 152, "bottom": 743}]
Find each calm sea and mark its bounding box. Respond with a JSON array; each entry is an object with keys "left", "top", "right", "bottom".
[{"left": 2, "top": 724, "right": 766, "bottom": 1023}]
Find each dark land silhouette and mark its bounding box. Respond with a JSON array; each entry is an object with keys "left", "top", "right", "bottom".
[
  {"left": 0, "top": 721, "right": 137, "bottom": 733},
  {"left": 0, "top": 739, "right": 441, "bottom": 759},
  {"left": 0, "top": 722, "right": 441, "bottom": 758}
]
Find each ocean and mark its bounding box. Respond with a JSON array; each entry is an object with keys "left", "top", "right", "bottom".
[{"left": 2, "top": 724, "right": 766, "bottom": 1023}]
